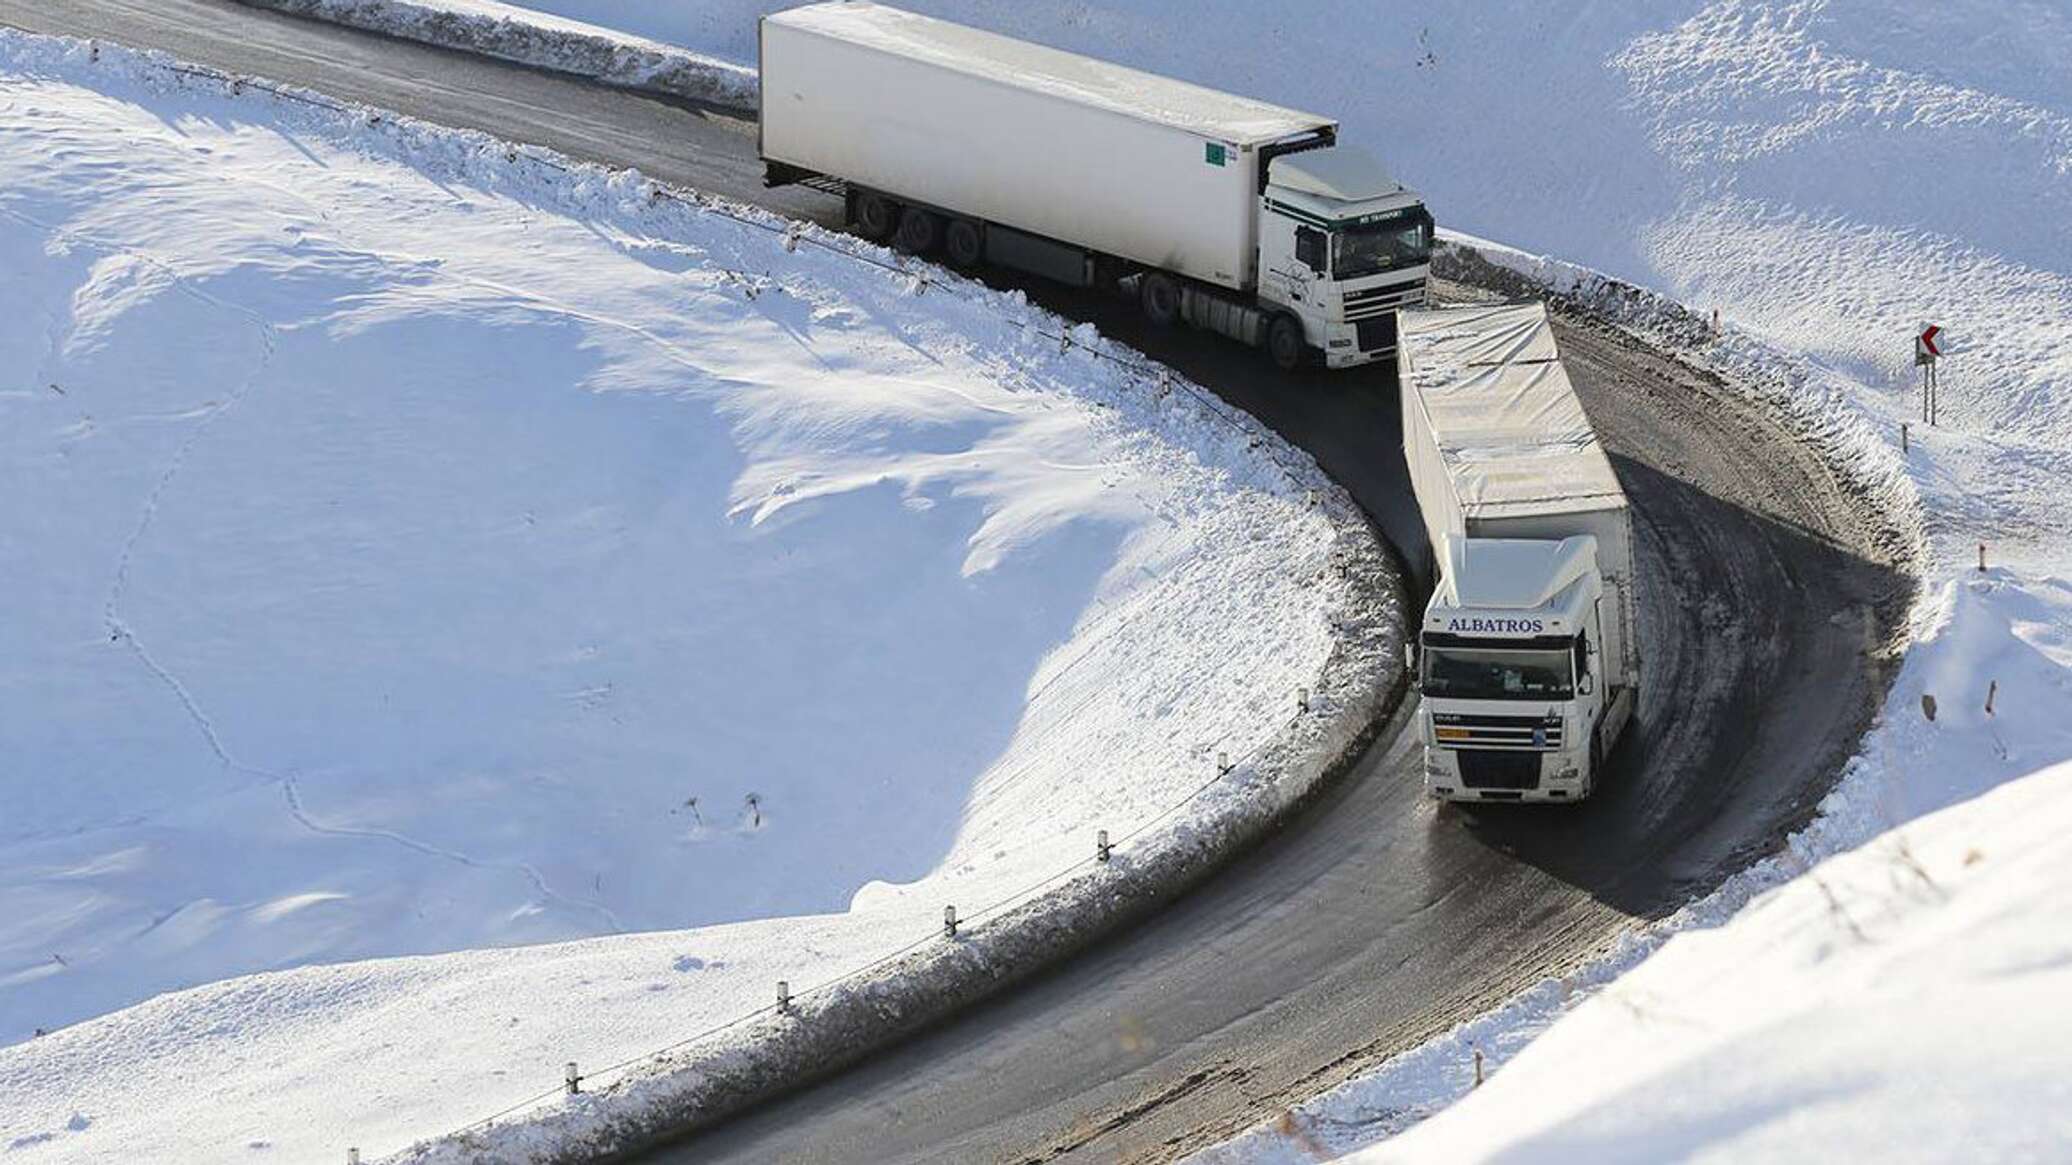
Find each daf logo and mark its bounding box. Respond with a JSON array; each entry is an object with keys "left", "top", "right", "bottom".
[{"left": 1445, "top": 617, "right": 1546, "bottom": 634}]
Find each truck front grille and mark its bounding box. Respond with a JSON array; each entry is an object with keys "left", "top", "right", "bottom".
[
  {"left": 1343, "top": 280, "right": 1425, "bottom": 322},
  {"left": 1457, "top": 749, "right": 1544, "bottom": 790},
  {"left": 1432, "top": 712, "right": 1563, "bottom": 750}
]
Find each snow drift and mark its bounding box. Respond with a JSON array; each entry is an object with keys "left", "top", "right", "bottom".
[
  {"left": 235, "top": 0, "right": 756, "bottom": 107},
  {"left": 0, "top": 30, "right": 1397, "bottom": 1164}
]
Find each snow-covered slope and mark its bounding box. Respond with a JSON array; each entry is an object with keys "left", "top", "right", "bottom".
[{"left": 0, "top": 32, "right": 1387, "bottom": 1162}]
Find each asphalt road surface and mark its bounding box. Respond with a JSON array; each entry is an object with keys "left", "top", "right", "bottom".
[{"left": 0, "top": 5, "right": 1914, "bottom": 1161}]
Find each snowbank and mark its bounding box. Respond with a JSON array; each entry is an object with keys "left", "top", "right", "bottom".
[
  {"left": 0, "top": 31, "right": 1399, "bottom": 1164},
  {"left": 234, "top": 0, "right": 756, "bottom": 107}
]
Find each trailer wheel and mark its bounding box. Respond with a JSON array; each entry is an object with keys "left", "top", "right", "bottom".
[
  {"left": 1267, "top": 314, "right": 1306, "bottom": 371},
  {"left": 944, "top": 218, "right": 983, "bottom": 268},
  {"left": 853, "top": 190, "right": 899, "bottom": 241},
  {"left": 1139, "top": 272, "right": 1181, "bottom": 326},
  {"left": 895, "top": 207, "right": 941, "bottom": 254}
]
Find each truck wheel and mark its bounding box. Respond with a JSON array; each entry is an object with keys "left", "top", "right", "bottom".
[
  {"left": 1267, "top": 315, "right": 1305, "bottom": 371},
  {"left": 853, "top": 190, "right": 899, "bottom": 241},
  {"left": 1139, "top": 272, "right": 1180, "bottom": 326},
  {"left": 944, "top": 218, "right": 983, "bottom": 268},
  {"left": 895, "top": 207, "right": 940, "bottom": 254}
]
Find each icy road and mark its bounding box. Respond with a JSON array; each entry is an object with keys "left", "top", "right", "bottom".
[{"left": 0, "top": 1, "right": 1912, "bottom": 1160}]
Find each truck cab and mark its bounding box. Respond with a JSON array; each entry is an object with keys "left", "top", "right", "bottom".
[
  {"left": 1417, "top": 536, "right": 1629, "bottom": 803},
  {"left": 1257, "top": 146, "right": 1432, "bottom": 368}
]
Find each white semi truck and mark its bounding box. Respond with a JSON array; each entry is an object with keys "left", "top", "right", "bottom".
[
  {"left": 758, "top": 1, "right": 1432, "bottom": 370},
  {"left": 1399, "top": 303, "right": 1639, "bottom": 803}
]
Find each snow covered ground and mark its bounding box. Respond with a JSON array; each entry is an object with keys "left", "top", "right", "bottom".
[{"left": 0, "top": 31, "right": 1388, "bottom": 1163}]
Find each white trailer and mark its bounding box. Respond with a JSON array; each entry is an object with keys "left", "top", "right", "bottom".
[
  {"left": 1399, "top": 302, "right": 1639, "bottom": 802},
  {"left": 759, "top": 1, "right": 1432, "bottom": 370}
]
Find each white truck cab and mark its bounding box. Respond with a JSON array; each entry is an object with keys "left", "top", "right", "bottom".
[
  {"left": 1257, "top": 147, "right": 1432, "bottom": 369},
  {"left": 1418, "top": 536, "right": 1628, "bottom": 801}
]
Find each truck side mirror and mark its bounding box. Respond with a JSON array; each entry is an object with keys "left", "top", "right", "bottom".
[{"left": 1578, "top": 672, "right": 1595, "bottom": 697}]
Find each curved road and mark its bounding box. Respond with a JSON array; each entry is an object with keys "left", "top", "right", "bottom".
[{"left": 0, "top": 5, "right": 1914, "bottom": 1161}]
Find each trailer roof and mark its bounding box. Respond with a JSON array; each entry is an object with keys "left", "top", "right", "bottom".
[
  {"left": 765, "top": 2, "right": 1335, "bottom": 146},
  {"left": 1401, "top": 302, "right": 1628, "bottom": 520}
]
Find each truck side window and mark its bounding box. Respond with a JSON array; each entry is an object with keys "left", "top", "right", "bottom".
[{"left": 1295, "top": 226, "right": 1326, "bottom": 273}]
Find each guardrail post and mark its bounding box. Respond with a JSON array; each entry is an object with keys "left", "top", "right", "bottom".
[
  {"left": 943, "top": 905, "right": 959, "bottom": 939},
  {"left": 1473, "top": 1048, "right": 1485, "bottom": 1087},
  {"left": 565, "top": 1061, "right": 580, "bottom": 1096},
  {"left": 776, "top": 980, "right": 792, "bottom": 1014},
  {"left": 1217, "top": 751, "right": 1232, "bottom": 775},
  {"left": 1097, "top": 829, "right": 1112, "bottom": 863},
  {"left": 1298, "top": 687, "right": 1310, "bottom": 714}
]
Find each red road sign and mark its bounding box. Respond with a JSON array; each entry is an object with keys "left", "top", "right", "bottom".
[{"left": 1918, "top": 324, "right": 1942, "bottom": 358}]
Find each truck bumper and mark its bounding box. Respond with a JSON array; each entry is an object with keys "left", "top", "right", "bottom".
[
  {"left": 1322, "top": 343, "right": 1386, "bottom": 370},
  {"left": 1321, "top": 318, "right": 1393, "bottom": 369},
  {"left": 1423, "top": 746, "right": 1589, "bottom": 804}
]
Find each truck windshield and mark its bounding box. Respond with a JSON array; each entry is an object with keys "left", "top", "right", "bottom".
[
  {"left": 1424, "top": 645, "right": 1573, "bottom": 701},
  {"left": 1332, "top": 208, "right": 1433, "bottom": 280}
]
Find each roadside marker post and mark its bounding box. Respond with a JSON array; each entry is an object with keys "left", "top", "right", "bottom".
[{"left": 1915, "top": 323, "right": 1943, "bottom": 426}]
